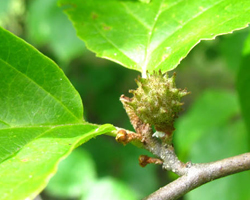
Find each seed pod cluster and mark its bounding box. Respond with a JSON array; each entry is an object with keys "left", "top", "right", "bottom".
[{"left": 124, "top": 71, "right": 188, "bottom": 135}]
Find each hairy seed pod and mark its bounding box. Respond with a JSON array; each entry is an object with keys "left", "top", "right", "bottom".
[{"left": 123, "top": 71, "right": 189, "bottom": 135}]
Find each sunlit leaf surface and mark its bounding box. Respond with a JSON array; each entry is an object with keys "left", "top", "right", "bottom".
[
  {"left": 0, "top": 27, "right": 114, "bottom": 200},
  {"left": 59, "top": 0, "right": 250, "bottom": 74}
]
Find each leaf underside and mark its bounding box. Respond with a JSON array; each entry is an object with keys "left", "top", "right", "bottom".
[
  {"left": 59, "top": 0, "right": 250, "bottom": 74},
  {"left": 0, "top": 27, "right": 114, "bottom": 200}
]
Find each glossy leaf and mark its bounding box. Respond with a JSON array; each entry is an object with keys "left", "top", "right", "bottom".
[
  {"left": 59, "top": 0, "right": 250, "bottom": 74},
  {"left": 0, "top": 27, "right": 114, "bottom": 200}
]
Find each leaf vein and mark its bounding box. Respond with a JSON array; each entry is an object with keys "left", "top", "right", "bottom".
[
  {"left": 151, "top": 0, "right": 225, "bottom": 70},
  {"left": 120, "top": 2, "right": 151, "bottom": 30},
  {"left": 143, "top": 0, "right": 183, "bottom": 74},
  {"left": 92, "top": 23, "right": 137, "bottom": 64},
  {"left": 0, "top": 58, "right": 80, "bottom": 123}
]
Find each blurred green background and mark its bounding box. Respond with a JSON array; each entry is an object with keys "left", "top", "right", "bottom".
[{"left": 1, "top": 0, "right": 250, "bottom": 199}]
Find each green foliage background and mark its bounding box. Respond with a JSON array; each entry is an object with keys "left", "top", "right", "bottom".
[{"left": 0, "top": 0, "right": 250, "bottom": 200}]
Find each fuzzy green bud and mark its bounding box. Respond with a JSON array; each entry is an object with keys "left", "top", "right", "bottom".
[{"left": 124, "top": 71, "right": 189, "bottom": 135}]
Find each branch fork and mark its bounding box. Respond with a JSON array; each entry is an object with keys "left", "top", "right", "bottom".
[
  {"left": 115, "top": 124, "right": 250, "bottom": 200},
  {"left": 116, "top": 71, "right": 250, "bottom": 200}
]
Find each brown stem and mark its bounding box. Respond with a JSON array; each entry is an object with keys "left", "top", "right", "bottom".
[
  {"left": 111, "top": 127, "right": 250, "bottom": 199},
  {"left": 113, "top": 127, "right": 186, "bottom": 175},
  {"left": 143, "top": 152, "right": 250, "bottom": 200}
]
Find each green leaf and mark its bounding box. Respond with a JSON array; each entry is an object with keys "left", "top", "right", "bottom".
[
  {"left": 139, "top": 0, "right": 151, "bottom": 3},
  {"left": 0, "top": 27, "right": 115, "bottom": 200},
  {"left": 58, "top": 0, "right": 250, "bottom": 74}
]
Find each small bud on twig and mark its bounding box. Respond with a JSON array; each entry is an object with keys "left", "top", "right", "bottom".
[
  {"left": 115, "top": 129, "right": 143, "bottom": 145},
  {"left": 120, "top": 71, "right": 189, "bottom": 144},
  {"left": 139, "top": 155, "right": 163, "bottom": 167}
]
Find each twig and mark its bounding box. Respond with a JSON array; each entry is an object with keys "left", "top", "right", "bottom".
[
  {"left": 116, "top": 74, "right": 250, "bottom": 200},
  {"left": 112, "top": 126, "right": 250, "bottom": 200},
  {"left": 113, "top": 126, "right": 188, "bottom": 176},
  {"left": 143, "top": 152, "right": 250, "bottom": 200}
]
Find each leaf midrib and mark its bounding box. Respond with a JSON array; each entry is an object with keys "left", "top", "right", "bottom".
[
  {"left": 142, "top": 0, "right": 183, "bottom": 74},
  {"left": 0, "top": 125, "right": 96, "bottom": 200},
  {"left": 0, "top": 123, "right": 91, "bottom": 163},
  {"left": 90, "top": 23, "right": 137, "bottom": 65},
  {"left": 0, "top": 119, "right": 11, "bottom": 127}
]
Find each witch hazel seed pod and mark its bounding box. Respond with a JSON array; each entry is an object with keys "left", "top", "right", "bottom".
[{"left": 124, "top": 71, "right": 189, "bottom": 140}]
